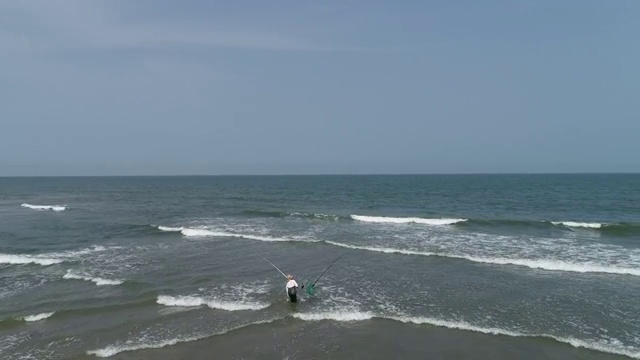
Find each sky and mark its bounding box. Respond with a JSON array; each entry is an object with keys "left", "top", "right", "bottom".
[{"left": 1, "top": 0, "right": 639, "bottom": 175}]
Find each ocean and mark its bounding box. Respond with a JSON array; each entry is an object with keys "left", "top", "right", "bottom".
[{"left": 1, "top": 174, "right": 639, "bottom": 359}]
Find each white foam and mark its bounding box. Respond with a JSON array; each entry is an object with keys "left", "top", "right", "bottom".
[
  {"left": 351, "top": 215, "right": 467, "bottom": 225},
  {"left": 324, "top": 241, "right": 640, "bottom": 276},
  {"left": 552, "top": 221, "right": 604, "bottom": 229},
  {"left": 63, "top": 270, "right": 123, "bottom": 286},
  {"left": 389, "top": 315, "right": 523, "bottom": 337},
  {"left": 293, "top": 311, "right": 374, "bottom": 322},
  {"left": 325, "top": 241, "right": 435, "bottom": 256},
  {"left": 157, "top": 226, "right": 183, "bottom": 232},
  {"left": 19, "top": 312, "right": 55, "bottom": 322},
  {"left": 387, "top": 316, "right": 640, "bottom": 359},
  {"left": 86, "top": 319, "right": 279, "bottom": 357},
  {"left": 157, "top": 295, "right": 204, "bottom": 307},
  {"left": 156, "top": 295, "right": 269, "bottom": 311},
  {"left": 21, "top": 203, "right": 67, "bottom": 212},
  {"left": 177, "top": 227, "right": 314, "bottom": 242},
  {"left": 0, "top": 253, "right": 63, "bottom": 266}
]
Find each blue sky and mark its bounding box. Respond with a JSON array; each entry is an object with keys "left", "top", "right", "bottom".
[{"left": 1, "top": 0, "right": 638, "bottom": 175}]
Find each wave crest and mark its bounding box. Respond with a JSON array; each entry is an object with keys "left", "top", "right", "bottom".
[
  {"left": 63, "top": 270, "right": 123, "bottom": 286},
  {"left": 293, "top": 311, "right": 374, "bottom": 322},
  {"left": 156, "top": 225, "right": 316, "bottom": 243},
  {"left": 157, "top": 295, "right": 269, "bottom": 311},
  {"left": 351, "top": 215, "right": 467, "bottom": 225},
  {"left": 87, "top": 319, "right": 279, "bottom": 357},
  {"left": 19, "top": 312, "right": 55, "bottom": 322},
  {"left": 324, "top": 241, "right": 640, "bottom": 276},
  {"left": 21, "top": 203, "right": 67, "bottom": 212},
  {"left": 551, "top": 221, "right": 603, "bottom": 229},
  {"left": 0, "top": 254, "right": 63, "bottom": 266}
]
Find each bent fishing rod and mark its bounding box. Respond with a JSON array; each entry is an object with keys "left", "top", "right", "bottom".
[
  {"left": 261, "top": 256, "right": 288, "bottom": 279},
  {"left": 312, "top": 255, "right": 342, "bottom": 286}
]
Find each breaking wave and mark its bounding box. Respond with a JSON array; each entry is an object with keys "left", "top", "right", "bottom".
[
  {"left": 551, "top": 221, "right": 604, "bottom": 229},
  {"left": 292, "top": 311, "right": 374, "bottom": 322},
  {"left": 86, "top": 319, "right": 279, "bottom": 357},
  {"left": 291, "top": 311, "right": 639, "bottom": 359},
  {"left": 156, "top": 295, "right": 269, "bottom": 311},
  {"left": 21, "top": 203, "right": 67, "bottom": 212},
  {"left": 18, "top": 312, "right": 55, "bottom": 322},
  {"left": 388, "top": 316, "right": 640, "bottom": 360},
  {"left": 0, "top": 246, "right": 115, "bottom": 267},
  {"left": 63, "top": 270, "right": 123, "bottom": 286},
  {"left": 242, "top": 210, "right": 342, "bottom": 221},
  {"left": 156, "top": 225, "right": 317, "bottom": 243},
  {"left": 0, "top": 254, "right": 63, "bottom": 266},
  {"left": 351, "top": 215, "right": 467, "bottom": 225},
  {"left": 324, "top": 241, "right": 640, "bottom": 276}
]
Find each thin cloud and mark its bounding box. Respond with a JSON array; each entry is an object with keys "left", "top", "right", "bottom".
[{"left": 0, "top": 1, "right": 348, "bottom": 53}]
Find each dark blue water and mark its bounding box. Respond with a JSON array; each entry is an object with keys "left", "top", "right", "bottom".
[{"left": 1, "top": 175, "right": 639, "bottom": 359}]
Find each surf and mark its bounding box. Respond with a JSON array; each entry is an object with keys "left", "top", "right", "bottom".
[
  {"left": 21, "top": 203, "right": 67, "bottom": 212},
  {"left": 323, "top": 241, "right": 640, "bottom": 276},
  {"left": 351, "top": 215, "right": 467, "bottom": 225}
]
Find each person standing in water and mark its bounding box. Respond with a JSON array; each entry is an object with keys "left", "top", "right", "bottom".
[{"left": 286, "top": 274, "right": 302, "bottom": 302}]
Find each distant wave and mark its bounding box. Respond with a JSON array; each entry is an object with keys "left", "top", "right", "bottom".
[
  {"left": 0, "top": 254, "right": 63, "bottom": 266},
  {"left": 155, "top": 225, "right": 317, "bottom": 243},
  {"left": 324, "top": 241, "right": 640, "bottom": 277},
  {"left": 0, "top": 246, "right": 113, "bottom": 267},
  {"left": 551, "top": 221, "right": 604, "bottom": 229},
  {"left": 17, "top": 312, "right": 55, "bottom": 322},
  {"left": 21, "top": 203, "right": 67, "bottom": 212},
  {"left": 63, "top": 270, "right": 123, "bottom": 286},
  {"left": 87, "top": 319, "right": 280, "bottom": 358},
  {"left": 242, "top": 210, "right": 342, "bottom": 221},
  {"left": 351, "top": 215, "right": 467, "bottom": 225},
  {"left": 156, "top": 295, "right": 269, "bottom": 311}
]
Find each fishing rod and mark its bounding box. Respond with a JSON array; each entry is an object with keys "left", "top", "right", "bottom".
[
  {"left": 312, "top": 255, "right": 342, "bottom": 286},
  {"left": 261, "top": 257, "right": 288, "bottom": 279}
]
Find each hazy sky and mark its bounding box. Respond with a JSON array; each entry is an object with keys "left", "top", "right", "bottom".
[{"left": 2, "top": 0, "right": 638, "bottom": 175}]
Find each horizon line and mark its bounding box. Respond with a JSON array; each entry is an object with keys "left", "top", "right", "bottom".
[{"left": 1, "top": 172, "right": 638, "bottom": 178}]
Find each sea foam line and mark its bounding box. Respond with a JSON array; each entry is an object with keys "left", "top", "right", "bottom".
[
  {"left": 86, "top": 319, "right": 279, "bottom": 358},
  {"left": 551, "top": 221, "right": 604, "bottom": 229},
  {"left": 21, "top": 203, "right": 67, "bottom": 212},
  {"left": 0, "top": 253, "right": 63, "bottom": 266},
  {"left": 324, "top": 241, "right": 640, "bottom": 277},
  {"left": 388, "top": 316, "right": 640, "bottom": 360},
  {"left": 156, "top": 295, "right": 269, "bottom": 311},
  {"left": 17, "top": 312, "right": 56, "bottom": 322},
  {"left": 156, "top": 225, "right": 316, "bottom": 243},
  {"left": 63, "top": 270, "right": 123, "bottom": 286},
  {"left": 289, "top": 311, "right": 639, "bottom": 359},
  {"left": 351, "top": 215, "right": 467, "bottom": 225}
]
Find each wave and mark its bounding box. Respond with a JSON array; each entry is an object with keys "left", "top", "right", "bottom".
[
  {"left": 242, "top": 210, "right": 342, "bottom": 221},
  {"left": 156, "top": 295, "right": 269, "bottom": 311},
  {"left": 156, "top": 225, "right": 317, "bottom": 243},
  {"left": 87, "top": 319, "right": 279, "bottom": 357},
  {"left": 0, "top": 253, "right": 63, "bottom": 266},
  {"left": 324, "top": 241, "right": 640, "bottom": 276},
  {"left": 289, "top": 311, "right": 639, "bottom": 359},
  {"left": 292, "top": 311, "right": 374, "bottom": 322},
  {"left": 351, "top": 215, "right": 467, "bottom": 225},
  {"left": 551, "top": 221, "right": 604, "bottom": 229},
  {"left": 156, "top": 226, "right": 184, "bottom": 232},
  {"left": 18, "top": 312, "right": 55, "bottom": 322},
  {"left": 21, "top": 203, "right": 67, "bottom": 212},
  {"left": 63, "top": 270, "right": 123, "bottom": 286},
  {"left": 388, "top": 316, "right": 640, "bottom": 360}
]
